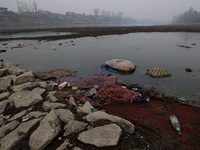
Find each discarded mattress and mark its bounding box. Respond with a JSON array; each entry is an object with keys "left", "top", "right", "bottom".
[
  {"left": 103, "top": 59, "right": 135, "bottom": 72},
  {"left": 146, "top": 67, "right": 171, "bottom": 78}
]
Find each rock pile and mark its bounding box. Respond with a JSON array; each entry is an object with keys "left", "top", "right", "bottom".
[{"left": 0, "top": 58, "right": 135, "bottom": 150}]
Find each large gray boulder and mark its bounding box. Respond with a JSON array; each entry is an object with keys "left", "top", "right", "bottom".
[
  {"left": 0, "top": 100, "right": 9, "bottom": 114},
  {"left": 47, "top": 91, "right": 58, "bottom": 102},
  {"left": 0, "top": 68, "right": 7, "bottom": 77},
  {"left": 78, "top": 124, "right": 122, "bottom": 147},
  {"left": 8, "top": 110, "right": 28, "bottom": 121},
  {"left": 28, "top": 111, "right": 48, "bottom": 119},
  {"left": 14, "top": 71, "right": 34, "bottom": 85},
  {"left": 56, "top": 139, "right": 71, "bottom": 150},
  {"left": 11, "top": 82, "right": 37, "bottom": 92},
  {"left": 43, "top": 101, "right": 66, "bottom": 111},
  {"left": 29, "top": 110, "right": 61, "bottom": 150},
  {"left": 0, "top": 92, "right": 10, "bottom": 100},
  {"left": 55, "top": 109, "right": 74, "bottom": 123},
  {"left": 0, "top": 118, "right": 41, "bottom": 150},
  {"left": 2, "top": 62, "right": 15, "bottom": 68},
  {"left": 63, "top": 120, "right": 88, "bottom": 136},
  {"left": 84, "top": 111, "right": 134, "bottom": 134},
  {"left": 9, "top": 88, "right": 44, "bottom": 108},
  {"left": 0, "top": 75, "right": 16, "bottom": 89},
  {"left": 77, "top": 101, "right": 94, "bottom": 114},
  {"left": 7, "top": 65, "right": 22, "bottom": 76},
  {"left": 0, "top": 120, "right": 19, "bottom": 139}
]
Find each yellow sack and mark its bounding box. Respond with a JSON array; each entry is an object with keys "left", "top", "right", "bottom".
[{"left": 146, "top": 67, "right": 171, "bottom": 78}]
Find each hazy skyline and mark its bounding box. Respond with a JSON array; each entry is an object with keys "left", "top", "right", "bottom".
[{"left": 1, "top": 0, "right": 200, "bottom": 21}]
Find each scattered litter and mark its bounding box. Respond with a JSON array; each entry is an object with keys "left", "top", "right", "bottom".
[
  {"left": 11, "top": 44, "right": 24, "bottom": 49},
  {"left": 101, "top": 65, "right": 117, "bottom": 72},
  {"left": 177, "top": 45, "right": 192, "bottom": 48},
  {"left": 179, "top": 97, "right": 187, "bottom": 102},
  {"left": 169, "top": 115, "right": 182, "bottom": 135},
  {"left": 146, "top": 67, "right": 171, "bottom": 78},
  {"left": 58, "top": 81, "right": 70, "bottom": 90},
  {"left": 85, "top": 88, "right": 98, "bottom": 99},
  {"left": 22, "top": 115, "right": 30, "bottom": 122},
  {"left": 72, "top": 87, "right": 78, "bottom": 91}
]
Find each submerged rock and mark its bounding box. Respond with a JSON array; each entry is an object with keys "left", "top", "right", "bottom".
[{"left": 186, "top": 68, "right": 193, "bottom": 72}]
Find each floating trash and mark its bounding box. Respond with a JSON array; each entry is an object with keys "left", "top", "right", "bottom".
[
  {"left": 146, "top": 67, "right": 171, "bottom": 78},
  {"left": 103, "top": 59, "right": 135, "bottom": 72}
]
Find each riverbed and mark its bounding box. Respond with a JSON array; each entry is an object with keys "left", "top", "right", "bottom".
[{"left": 1, "top": 32, "right": 200, "bottom": 106}]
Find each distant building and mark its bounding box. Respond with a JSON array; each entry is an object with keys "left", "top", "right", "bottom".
[{"left": 0, "top": 7, "right": 8, "bottom": 12}]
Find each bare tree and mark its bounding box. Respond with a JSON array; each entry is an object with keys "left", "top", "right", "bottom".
[
  {"left": 93, "top": 8, "right": 99, "bottom": 17},
  {"left": 33, "top": 1, "right": 38, "bottom": 12},
  {"left": 16, "top": 0, "right": 38, "bottom": 13}
]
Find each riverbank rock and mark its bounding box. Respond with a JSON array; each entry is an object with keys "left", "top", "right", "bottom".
[
  {"left": 77, "top": 101, "right": 94, "bottom": 114},
  {"left": 33, "top": 68, "right": 71, "bottom": 80},
  {"left": 84, "top": 111, "right": 135, "bottom": 134},
  {"left": 0, "top": 100, "right": 9, "bottom": 114},
  {"left": 64, "top": 120, "right": 88, "bottom": 136},
  {"left": 0, "top": 120, "right": 19, "bottom": 139},
  {"left": 14, "top": 71, "right": 34, "bottom": 85},
  {"left": 78, "top": 124, "right": 122, "bottom": 147},
  {"left": 0, "top": 118, "right": 41, "bottom": 150},
  {"left": 9, "top": 89, "right": 44, "bottom": 108},
  {"left": 43, "top": 101, "right": 66, "bottom": 111},
  {"left": 29, "top": 110, "right": 61, "bottom": 150}
]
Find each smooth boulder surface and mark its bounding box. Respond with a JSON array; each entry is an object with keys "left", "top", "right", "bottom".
[
  {"left": 29, "top": 110, "right": 61, "bottom": 150},
  {"left": 78, "top": 124, "right": 122, "bottom": 147},
  {"left": 103, "top": 59, "right": 135, "bottom": 72}
]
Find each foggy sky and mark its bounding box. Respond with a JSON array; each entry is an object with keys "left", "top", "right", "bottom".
[{"left": 1, "top": 0, "right": 200, "bottom": 21}]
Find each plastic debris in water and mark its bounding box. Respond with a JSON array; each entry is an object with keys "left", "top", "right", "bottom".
[
  {"left": 146, "top": 67, "right": 171, "bottom": 78},
  {"left": 179, "top": 97, "right": 187, "bottom": 102}
]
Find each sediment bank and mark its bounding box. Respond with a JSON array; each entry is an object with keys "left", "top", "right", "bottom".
[{"left": 0, "top": 24, "right": 200, "bottom": 41}]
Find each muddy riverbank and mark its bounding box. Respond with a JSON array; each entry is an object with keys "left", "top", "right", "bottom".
[
  {"left": 0, "top": 58, "right": 200, "bottom": 150},
  {"left": 0, "top": 24, "right": 200, "bottom": 41}
]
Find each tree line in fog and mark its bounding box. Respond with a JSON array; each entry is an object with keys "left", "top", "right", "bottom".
[{"left": 172, "top": 7, "right": 200, "bottom": 24}]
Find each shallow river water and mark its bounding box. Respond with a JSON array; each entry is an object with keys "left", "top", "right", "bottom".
[{"left": 1, "top": 32, "right": 200, "bottom": 105}]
